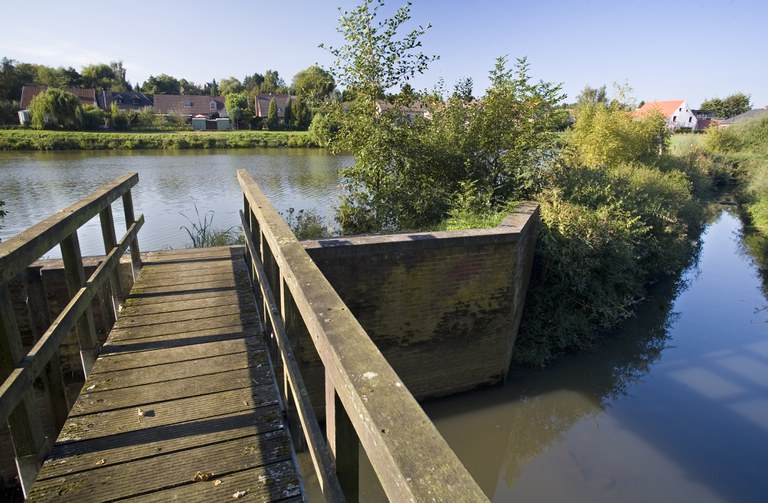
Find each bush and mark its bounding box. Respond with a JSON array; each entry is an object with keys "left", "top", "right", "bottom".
[{"left": 513, "top": 160, "right": 704, "bottom": 366}]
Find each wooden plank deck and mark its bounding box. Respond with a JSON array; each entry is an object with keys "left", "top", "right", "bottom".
[{"left": 26, "top": 246, "right": 304, "bottom": 502}]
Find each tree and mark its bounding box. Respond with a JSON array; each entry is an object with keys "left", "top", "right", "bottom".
[
  {"left": 267, "top": 97, "right": 278, "bottom": 129},
  {"left": 321, "top": 0, "right": 441, "bottom": 232},
  {"left": 243, "top": 73, "right": 265, "bottom": 92},
  {"left": 81, "top": 63, "right": 119, "bottom": 90},
  {"left": 205, "top": 79, "right": 219, "bottom": 96},
  {"left": 109, "top": 61, "right": 130, "bottom": 90},
  {"left": 283, "top": 97, "right": 293, "bottom": 128},
  {"left": 567, "top": 99, "right": 669, "bottom": 168},
  {"left": 225, "top": 92, "right": 253, "bottom": 129},
  {"left": 36, "top": 66, "right": 81, "bottom": 88},
  {"left": 462, "top": 56, "right": 565, "bottom": 203},
  {"left": 219, "top": 77, "right": 243, "bottom": 96},
  {"left": 261, "top": 70, "right": 287, "bottom": 94},
  {"left": 700, "top": 92, "right": 751, "bottom": 118},
  {"left": 291, "top": 65, "right": 335, "bottom": 106},
  {"left": 179, "top": 79, "right": 203, "bottom": 95},
  {"left": 292, "top": 97, "right": 311, "bottom": 129},
  {"left": 29, "top": 88, "right": 81, "bottom": 129},
  {"left": 576, "top": 84, "right": 607, "bottom": 106},
  {"left": 452, "top": 77, "right": 473, "bottom": 102},
  {"left": 321, "top": 0, "right": 438, "bottom": 101},
  {"left": 141, "top": 74, "right": 181, "bottom": 95}
]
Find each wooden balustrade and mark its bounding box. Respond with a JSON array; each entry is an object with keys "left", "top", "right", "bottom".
[
  {"left": 238, "top": 169, "right": 488, "bottom": 502},
  {"left": 0, "top": 173, "right": 143, "bottom": 497}
]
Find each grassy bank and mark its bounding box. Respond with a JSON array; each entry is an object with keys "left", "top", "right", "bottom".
[{"left": 0, "top": 129, "right": 318, "bottom": 150}]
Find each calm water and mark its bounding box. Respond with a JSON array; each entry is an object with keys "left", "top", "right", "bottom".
[
  {"left": 415, "top": 209, "right": 768, "bottom": 503},
  {"left": 0, "top": 149, "right": 349, "bottom": 258},
  {"left": 2, "top": 151, "right": 767, "bottom": 502}
]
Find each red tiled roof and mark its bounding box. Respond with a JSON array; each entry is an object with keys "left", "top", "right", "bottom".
[
  {"left": 634, "top": 100, "right": 684, "bottom": 119},
  {"left": 19, "top": 86, "right": 98, "bottom": 109},
  {"left": 153, "top": 95, "right": 226, "bottom": 116}
]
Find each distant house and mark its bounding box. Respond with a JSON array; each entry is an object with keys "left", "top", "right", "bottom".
[
  {"left": 717, "top": 108, "right": 768, "bottom": 128},
  {"left": 254, "top": 93, "right": 297, "bottom": 120},
  {"left": 17, "top": 85, "right": 98, "bottom": 125},
  {"left": 98, "top": 90, "right": 153, "bottom": 113},
  {"left": 153, "top": 95, "right": 227, "bottom": 118},
  {"left": 691, "top": 109, "right": 719, "bottom": 131},
  {"left": 375, "top": 100, "right": 432, "bottom": 119},
  {"left": 634, "top": 100, "right": 697, "bottom": 131}
]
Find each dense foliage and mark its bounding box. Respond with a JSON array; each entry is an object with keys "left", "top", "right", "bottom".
[
  {"left": 321, "top": 0, "right": 714, "bottom": 366},
  {"left": 700, "top": 92, "right": 752, "bottom": 119}
]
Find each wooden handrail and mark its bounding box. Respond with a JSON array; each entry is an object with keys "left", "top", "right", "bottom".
[
  {"left": 0, "top": 173, "right": 143, "bottom": 497},
  {"left": 238, "top": 169, "right": 488, "bottom": 502},
  {"left": 0, "top": 173, "right": 139, "bottom": 283}
]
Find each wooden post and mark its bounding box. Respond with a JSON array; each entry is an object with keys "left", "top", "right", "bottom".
[
  {"left": 24, "top": 268, "right": 69, "bottom": 431},
  {"left": 99, "top": 205, "right": 122, "bottom": 318},
  {"left": 325, "top": 371, "right": 360, "bottom": 503},
  {"left": 59, "top": 233, "right": 99, "bottom": 376},
  {"left": 0, "top": 284, "right": 47, "bottom": 497},
  {"left": 122, "top": 190, "right": 142, "bottom": 279}
]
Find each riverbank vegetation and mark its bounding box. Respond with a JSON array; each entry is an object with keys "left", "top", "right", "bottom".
[
  {"left": 0, "top": 129, "right": 317, "bottom": 150},
  {"left": 320, "top": 0, "right": 727, "bottom": 366},
  {"left": 701, "top": 115, "right": 768, "bottom": 280}
]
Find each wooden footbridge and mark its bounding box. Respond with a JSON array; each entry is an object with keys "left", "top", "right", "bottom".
[{"left": 0, "top": 172, "right": 487, "bottom": 502}]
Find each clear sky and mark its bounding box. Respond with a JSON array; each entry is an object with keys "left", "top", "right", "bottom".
[{"left": 2, "top": 0, "right": 766, "bottom": 108}]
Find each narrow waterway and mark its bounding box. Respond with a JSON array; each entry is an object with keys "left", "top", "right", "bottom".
[{"left": 411, "top": 208, "right": 768, "bottom": 502}]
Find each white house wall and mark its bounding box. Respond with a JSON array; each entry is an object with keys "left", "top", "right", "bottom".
[{"left": 668, "top": 101, "right": 697, "bottom": 130}]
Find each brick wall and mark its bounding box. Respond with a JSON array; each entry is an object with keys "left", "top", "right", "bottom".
[{"left": 300, "top": 202, "right": 539, "bottom": 402}]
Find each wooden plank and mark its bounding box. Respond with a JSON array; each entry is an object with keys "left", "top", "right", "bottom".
[
  {"left": 121, "top": 288, "right": 251, "bottom": 309},
  {"left": 101, "top": 326, "right": 258, "bottom": 355},
  {"left": 91, "top": 339, "right": 255, "bottom": 373},
  {"left": 106, "top": 314, "right": 260, "bottom": 342},
  {"left": 28, "top": 428, "right": 293, "bottom": 502},
  {"left": 114, "top": 304, "right": 254, "bottom": 329},
  {"left": 119, "top": 292, "right": 251, "bottom": 318},
  {"left": 70, "top": 366, "right": 276, "bottom": 416},
  {"left": 120, "top": 459, "right": 302, "bottom": 503},
  {"left": 36, "top": 410, "right": 285, "bottom": 480},
  {"left": 82, "top": 351, "right": 268, "bottom": 392},
  {"left": 58, "top": 386, "right": 280, "bottom": 443}
]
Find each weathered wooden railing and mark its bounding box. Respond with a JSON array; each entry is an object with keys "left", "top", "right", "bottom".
[
  {"left": 0, "top": 173, "right": 143, "bottom": 497},
  {"left": 238, "top": 169, "right": 488, "bottom": 502}
]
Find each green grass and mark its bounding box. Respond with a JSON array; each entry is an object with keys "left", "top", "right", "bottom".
[
  {"left": 0, "top": 129, "right": 318, "bottom": 150},
  {"left": 669, "top": 133, "right": 704, "bottom": 156}
]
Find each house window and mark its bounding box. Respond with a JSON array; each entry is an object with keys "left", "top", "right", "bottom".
[
  {"left": 679, "top": 107, "right": 682, "bottom": 111},
  {"left": 689, "top": 117, "right": 693, "bottom": 123},
  {"left": 210, "top": 101, "right": 216, "bottom": 111},
  {"left": 673, "top": 115, "right": 677, "bottom": 122}
]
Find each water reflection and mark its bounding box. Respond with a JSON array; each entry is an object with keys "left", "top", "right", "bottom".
[
  {"left": 0, "top": 149, "right": 349, "bottom": 257},
  {"left": 414, "top": 209, "right": 768, "bottom": 503}
]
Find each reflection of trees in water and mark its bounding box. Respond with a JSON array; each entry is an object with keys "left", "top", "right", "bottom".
[
  {"left": 738, "top": 226, "right": 768, "bottom": 299},
  {"left": 498, "top": 273, "right": 686, "bottom": 487}
]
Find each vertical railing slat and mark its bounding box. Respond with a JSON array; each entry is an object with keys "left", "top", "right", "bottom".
[
  {"left": 0, "top": 283, "right": 47, "bottom": 498},
  {"left": 325, "top": 374, "right": 360, "bottom": 503},
  {"left": 59, "top": 232, "right": 99, "bottom": 377},
  {"left": 99, "top": 204, "right": 122, "bottom": 321},
  {"left": 24, "top": 267, "right": 69, "bottom": 431},
  {"left": 122, "top": 190, "right": 142, "bottom": 279}
]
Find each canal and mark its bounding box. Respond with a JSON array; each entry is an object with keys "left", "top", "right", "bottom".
[{"left": 2, "top": 150, "right": 767, "bottom": 502}]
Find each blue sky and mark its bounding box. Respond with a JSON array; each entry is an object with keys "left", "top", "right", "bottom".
[{"left": 2, "top": 0, "right": 766, "bottom": 108}]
